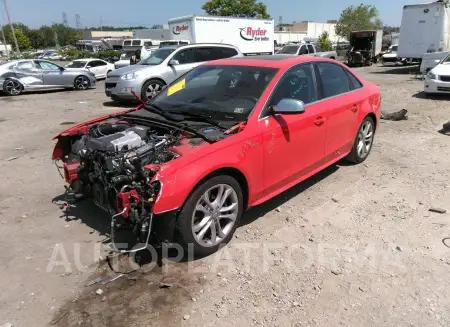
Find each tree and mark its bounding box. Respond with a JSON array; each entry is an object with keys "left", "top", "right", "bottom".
[
  {"left": 202, "top": 0, "right": 270, "bottom": 19},
  {"left": 317, "top": 31, "right": 332, "bottom": 51},
  {"left": 14, "top": 29, "right": 31, "bottom": 51},
  {"left": 335, "top": 4, "right": 383, "bottom": 39}
]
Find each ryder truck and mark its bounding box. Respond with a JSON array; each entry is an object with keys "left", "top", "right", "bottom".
[{"left": 168, "top": 15, "right": 274, "bottom": 55}]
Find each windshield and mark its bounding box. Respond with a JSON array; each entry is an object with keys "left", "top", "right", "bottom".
[
  {"left": 139, "top": 48, "right": 175, "bottom": 65},
  {"left": 277, "top": 45, "right": 299, "bottom": 54},
  {"left": 441, "top": 53, "right": 450, "bottom": 64},
  {"left": 120, "top": 51, "right": 135, "bottom": 60},
  {"left": 66, "top": 61, "right": 86, "bottom": 68},
  {"left": 150, "top": 65, "right": 278, "bottom": 121},
  {"left": 160, "top": 41, "right": 179, "bottom": 47}
]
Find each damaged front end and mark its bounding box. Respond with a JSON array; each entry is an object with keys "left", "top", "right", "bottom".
[{"left": 53, "top": 113, "right": 182, "bottom": 253}]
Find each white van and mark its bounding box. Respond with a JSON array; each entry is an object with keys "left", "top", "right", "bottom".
[
  {"left": 115, "top": 39, "right": 160, "bottom": 69},
  {"left": 168, "top": 15, "right": 274, "bottom": 55}
]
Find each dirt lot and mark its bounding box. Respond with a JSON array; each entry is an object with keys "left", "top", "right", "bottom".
[{"left": 0, "top": 64, "right": 449, "bottom": 327}]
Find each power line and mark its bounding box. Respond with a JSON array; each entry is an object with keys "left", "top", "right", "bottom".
[{"left": 75, "top": 13, "right": 81, "bottom": 29}]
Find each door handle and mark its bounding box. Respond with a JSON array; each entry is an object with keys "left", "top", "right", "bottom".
[
  {"left": 314, "top": 116, "right": 325, "bottom": 126},
  {"left": 351, "top": 105, "right": 358, "bottom": 113}
]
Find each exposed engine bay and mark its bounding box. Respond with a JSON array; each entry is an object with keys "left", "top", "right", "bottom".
[
  {"left": 53, "top": 105, "right": 243, "bottom": 252},
  {"left": 55, "top": 116, "right": 200, "bottom": 251}
]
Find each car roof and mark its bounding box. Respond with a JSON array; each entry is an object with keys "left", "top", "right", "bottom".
[
  {"left": 204, "top": 55, "right": 337, "bottom": 68},
  {"left": 73, "top": 58, "right": 103, "bottom": 62}
]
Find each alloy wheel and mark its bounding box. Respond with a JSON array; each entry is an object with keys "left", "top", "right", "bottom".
[
  {"left": 146, "top": 83, "right": 161, "bottom": 99},
  {"left": 356, "top": 120, "right": 374, "bottom": 159},
  {"left": 75, "top": 76, "right": 89, "bottom": 90},
  {"left": 4, "top": 80, "right": 22, "bottom": 95},
  {"left": 191, "top": 184, "right": 239, "bottom": 247}
]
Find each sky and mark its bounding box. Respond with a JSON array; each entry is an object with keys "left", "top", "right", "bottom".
[{"left": 1, "top": 0, "right": 422, "bottom": 29}]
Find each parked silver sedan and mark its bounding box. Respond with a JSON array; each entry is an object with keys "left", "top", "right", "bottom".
[{"left": 0, "top": 59, "right": 96, "bottom": 96}]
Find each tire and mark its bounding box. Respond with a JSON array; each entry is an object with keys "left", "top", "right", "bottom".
[
  {"left": 346, "top": 116, "right": 376, "bottom": 164},
  {"left": 175, "top": 175, "right": 244, "bottom": 257},
  {"left": 74, "top": 75, "right": 90, "bottom": 90},
  {"left": 3, "top": 78, "right": 23, "bottom": 96},
  {"left": 141, "top": 79, "right": 165, "bottom": 102}
]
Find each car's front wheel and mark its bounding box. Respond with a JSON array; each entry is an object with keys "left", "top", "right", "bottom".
[
  {"left": 141, "top": 79, "right": 165, "bottom": 102},
  {"left": 176, "top": 175, "right": 243, "bottom": 257},
  {"left": 74, "top": 75, "right": 90, "bottom": 90},
  {"left": 346, "top": 116, "right": 375, "bottom": 163}
]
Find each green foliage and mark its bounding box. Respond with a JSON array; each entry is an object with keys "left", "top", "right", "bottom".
[
  {"left": 14, "top": 29, "right": 32, "bottom": 51},
  {"left": 335, "top": 4, "right": 383, "bottom": 39},
  {"left": 202, "top": 0, "right": 270, "bottom": 19},
  {"left": 317, "top": 31, "right": 332, "bottom": 52},
  {"left": 1, "top": 23, "right": 82, "bottom": 50},
  {"left": 58, "top": 48, "right": 121, "bottom": 61}
]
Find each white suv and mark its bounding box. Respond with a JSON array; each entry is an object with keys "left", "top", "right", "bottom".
[{"left": 105, "top": 43, "right": 243, "bottom": 102}]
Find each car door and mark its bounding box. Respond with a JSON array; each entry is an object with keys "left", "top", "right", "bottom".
[
  {"left": 36, "top": 60, "right": 66, "bottom": 86},
  {"left": 314, "top": 62, "right": 361, "bottom": 158},
  {"left": 260, "top": 63, "right": 328, "bottom": 196},
  {"left": 13, "top": 61, "right": 44, "bottom": 89},
  {"left": 91, "top": 60, "right": 108, "bottom": 78},
  {"left": 167, "top": 48, "right": 197, "bottom": 83}
]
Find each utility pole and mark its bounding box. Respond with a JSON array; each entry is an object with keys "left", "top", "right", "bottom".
[
  {"left": 0, "top": 24, "right": 9, "bottom": 57},
  {"left": 3, "top": 0, "right": 20, "bottom": 54},
  {"left": 100, "top": 16, "right": 103, "bottom": 31}
]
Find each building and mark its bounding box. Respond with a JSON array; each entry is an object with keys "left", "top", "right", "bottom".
[
  {"left": 278, "top": 21, "right": 341, "bottom": 42},
  {"left": 133, "top": 25, "right": 170, "bottom": 40},
  {"left": 81, "top": 30, "right": 133, "bottom": 40}
]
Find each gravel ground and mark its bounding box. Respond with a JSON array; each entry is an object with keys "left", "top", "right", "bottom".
[{"left": 0, "top": 64, "right": 449, "bottom": 327}]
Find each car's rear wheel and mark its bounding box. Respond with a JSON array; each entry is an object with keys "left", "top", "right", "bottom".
[
  {"left": 141, "top": 79, "right": 165, "bottom": 102},
  {"left": 176, "top": 175, "right": 243, "bottom": 257},
  {"left": 346, "top": 116, "right": 375, "bottom": 163},
  {"left": 74, "top": 76, "right": 90, "bottom": 90},
  {"left": 3, "top": 78, "right": 23, "bottom": 96}
]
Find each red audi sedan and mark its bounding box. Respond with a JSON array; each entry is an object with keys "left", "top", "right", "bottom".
[{"left": 53, "top": 55, "right": 381, "bottom": 256}]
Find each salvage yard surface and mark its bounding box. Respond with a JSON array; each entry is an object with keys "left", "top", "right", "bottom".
[{"left": 0, "top": 65, "right": 449, "bottom": 327}]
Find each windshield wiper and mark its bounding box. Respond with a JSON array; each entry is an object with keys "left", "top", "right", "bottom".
[
  {"left": 170, "top": 109, "right": 226, "bottom": 130},
  {"left": 145, "top": 103, "right": 183, "bottom": 122}
]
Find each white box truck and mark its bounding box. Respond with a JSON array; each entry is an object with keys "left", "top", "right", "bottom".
[
  {"left": 168, "top": 15, "right": 274, "bottom": 55},
  {"left": 398, "top": 1, "right": 450, "bottom": 61}
]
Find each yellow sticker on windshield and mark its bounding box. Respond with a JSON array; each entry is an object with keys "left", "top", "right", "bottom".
[{"left": 167, "top": 79, "right": 186, "bottom": 96}]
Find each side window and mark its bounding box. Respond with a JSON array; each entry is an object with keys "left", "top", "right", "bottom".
[
  {"left": 16, "top": 61, "right": 35, "bottom": 71},
  {"left": 195, "top": 47, "right": 216, "bottom": 62},
  {"left": 86, "top": 61, "right": 96, "bottom": 67},
  {"left": 346, "top": 71, "right": 363, "bottom": 90},
  {"left": 307, "top": 45, "right": 315, "bottom": 53},
  {"left": 316, "top": 62, "right": 350, "bottom": 98},
  {"left": 216, "top": 47, "right": 238, "bottom": 59},
  {"left": 37, "top": 61, "right": 60, "bottom": 70},
  {"left": 173, "top": 49, "right": 196, "bottom": 64},
  {"left": 94, "top": 60, "right": 107, "bottom": 67},
  {"left": 269, "top": 64, "right": 317, "bottom": 108},
  {"left": 299, "top": 45, "right": 309, "bottom": 55}
]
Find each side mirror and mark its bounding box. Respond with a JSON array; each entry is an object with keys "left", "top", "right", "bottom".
[
  {"left": 272, "top": 98, "right": 306, "bottom": 114},
  {"left": 86, "top": 65, "right": 92, "bottom": 69},
  {"left": 169, "top": 59, "right": 180, "bottom": 66},
  {"left": 59, "top": 66, "right": 65, "bottom": 71}
]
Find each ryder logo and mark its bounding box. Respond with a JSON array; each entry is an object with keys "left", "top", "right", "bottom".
[
  {"left": 239, "top": 27, "right": 268, "bottom": 41},
  {"left": 173, "top": 25, "right": 189, "bottom": 35}
]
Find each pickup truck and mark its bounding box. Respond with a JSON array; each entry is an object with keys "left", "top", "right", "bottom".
[{"left": 276, "top": 43, "right": 337, "bottom": 59}]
